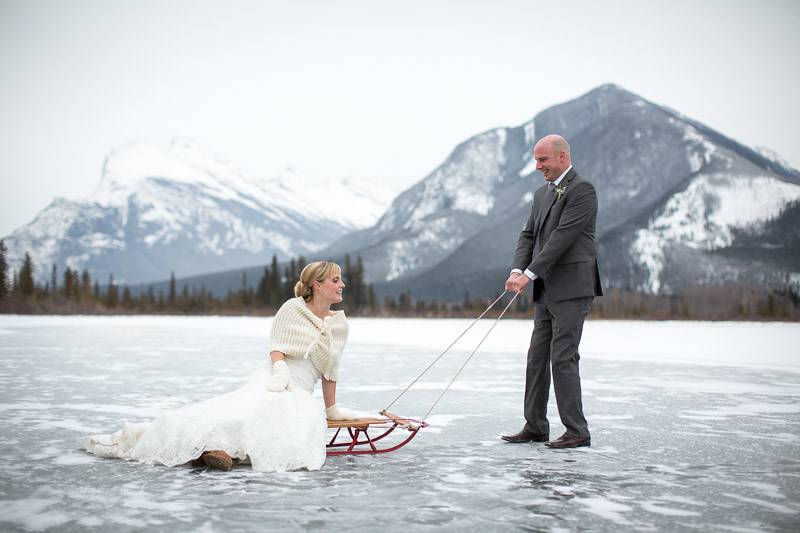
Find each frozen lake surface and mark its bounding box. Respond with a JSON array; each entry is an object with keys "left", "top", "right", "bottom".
[{"left": 0, "top": 315, "right": 799, "bottom": 531}]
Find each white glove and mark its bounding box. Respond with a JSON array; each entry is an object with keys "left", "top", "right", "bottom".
[
  {"left": 325, "top": 404, "right": 361, "bottom": 420},
  {"left": 268, "top": 360, "right": 291, "bottom": 392}
]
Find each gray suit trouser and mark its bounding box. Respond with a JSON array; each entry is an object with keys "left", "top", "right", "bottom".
[{"left": 524, "top": 286, "right": 592, "bottom": 439}]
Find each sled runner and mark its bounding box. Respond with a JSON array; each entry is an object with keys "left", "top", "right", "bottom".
[{"left": 326, "top": 411, "right": 427, "bottom": 456}]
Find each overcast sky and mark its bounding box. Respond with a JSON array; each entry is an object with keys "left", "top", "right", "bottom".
[{"left": 1, "top": 0, "right": 798, "bottom": 237}]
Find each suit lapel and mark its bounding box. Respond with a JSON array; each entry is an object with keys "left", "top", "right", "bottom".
[
  {"left": 531, "top": 187, "right": 548, "bottom": 239},
  {"left": 537, "top": 167, "right": 577, "bottom": 239},
  {"left": 539, "top": 189, "right": 557, "bottom": 226}
]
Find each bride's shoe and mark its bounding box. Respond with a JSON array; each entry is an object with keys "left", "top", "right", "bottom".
[{"left": 199, "top": 450, "right": 234, "bottom": 471}]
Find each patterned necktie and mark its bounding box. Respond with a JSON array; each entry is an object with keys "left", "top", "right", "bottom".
[{"left": 547, "top": 182, "right": 556, "bottom": 192}]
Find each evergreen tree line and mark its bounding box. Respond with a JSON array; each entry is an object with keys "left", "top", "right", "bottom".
[
  {"left": 0, "top": 240, "right": 798, "bottom": 320},
  {"left": 0, "top": 245, "right": 391, "bottom": 316}
]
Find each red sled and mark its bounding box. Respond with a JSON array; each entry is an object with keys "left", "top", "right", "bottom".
[{"left": 326, "top": 411, "right": 427, "bottom": 456}]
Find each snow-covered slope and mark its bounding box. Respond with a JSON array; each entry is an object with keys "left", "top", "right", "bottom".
[
  {"left": 95, "top": 141, "right": 390, "bottom": 236},
  {"left": 319, "top": 84, "right": 800, "bottom": 300},
  {"left": 13, "top": 85, "right": 796, "bottom": 298},
  {"left": 376, "top": 129, "right": 510, "bottom": 280},
  {"left": 319, "top": 126, "right": 532, "bottom": 283},
  {"left": 3, "top": 140, "right": 393, "bottom": 284},
  {"left": 631, "top": 174, "right": 800, "bottom": 293}
]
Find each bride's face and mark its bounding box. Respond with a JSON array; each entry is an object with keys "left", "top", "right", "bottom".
[{"left": 315, "top": 272, "right": 345, "bottom": 304}]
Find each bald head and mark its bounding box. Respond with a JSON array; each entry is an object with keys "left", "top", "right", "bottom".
[
  {"left": 533, "top": 134, "right": 572, "bottom": 182},
  {"left": 535, "top": 134, "right": 570, "bottom": 157}
]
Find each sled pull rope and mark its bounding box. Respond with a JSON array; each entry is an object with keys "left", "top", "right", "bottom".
[
  {"left": 382, "top": 290, "right": 509, "bottom": 413},
  {"left": 422, "top": 291, "right": 518, "bottom": 422}
]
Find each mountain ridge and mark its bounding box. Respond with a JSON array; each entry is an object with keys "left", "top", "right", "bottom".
[
  {"left": 3, "top": 139, "right": 394, "bottom": 284},
  {"left": 325, "top": 83, "right": 800, "bottom": 299},
  {"left": 5, "top": 84, "right": 798, "bottom": 301}
]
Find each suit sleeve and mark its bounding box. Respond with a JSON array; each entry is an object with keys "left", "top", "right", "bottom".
[
  {"left": 529, "top": 181, "right": 597, "bottom": 280},
  {"left": 511, "top": 195, "right": 539, "bottom": 272}
]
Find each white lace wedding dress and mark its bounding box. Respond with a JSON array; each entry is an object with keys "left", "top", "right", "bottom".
[{"left": 81, "top": 356, "right": 327, "bottom": 472}]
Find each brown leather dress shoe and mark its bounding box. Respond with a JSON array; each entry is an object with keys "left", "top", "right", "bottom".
[
  {"left": 200, "top": 450, "right": 234, "bottom": 470},
  {"left": 501, "top": 428, "right": 549, "bottom": 443},
  {"left": 545, "top": 433, "right": 591, "bottom": 449}
]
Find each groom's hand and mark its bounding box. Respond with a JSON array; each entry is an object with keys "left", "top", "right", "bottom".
[
  {"left": 505, "top": 272, "right": 520, "bottom": 292},
  {"left": 506, "top": 272, "right": 530, "bottom": 294}
]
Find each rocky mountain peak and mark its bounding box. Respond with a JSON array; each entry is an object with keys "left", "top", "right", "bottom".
[{"left": 3, "top": 141, "right": 393, "bottom": 284}]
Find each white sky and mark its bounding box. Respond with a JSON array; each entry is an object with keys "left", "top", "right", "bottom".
[{"left": 1, "top": 0, "right": 798, "bottom": 237}]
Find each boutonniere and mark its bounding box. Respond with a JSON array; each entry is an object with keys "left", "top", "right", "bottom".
[{"left": 554, "top": 185, "right": 567, "bottom": 201}]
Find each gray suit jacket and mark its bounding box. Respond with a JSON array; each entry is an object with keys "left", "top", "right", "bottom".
[{"left": 512, "top": 167, "right": 603, "bottom": 302}]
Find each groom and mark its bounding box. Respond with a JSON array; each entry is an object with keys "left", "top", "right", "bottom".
[{"left": 502, "top": 134, "right": 603, "bottom": 449}]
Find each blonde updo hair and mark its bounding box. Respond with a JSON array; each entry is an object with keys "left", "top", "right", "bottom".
[{"left": 294, "top": 261, "right": 342, "bottom": 302}]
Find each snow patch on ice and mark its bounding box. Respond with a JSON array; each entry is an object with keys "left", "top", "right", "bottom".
[
  {"left": 743, "top": 481, "right": 786, "bottom": 500},
  {"left": 0, "top": 498, "right": 71, "bottom": 532},
  {"left": 53, "top": 454, "right": 97, "bottom": 466},
  {"left": 78, "top": 516, "right": 104, "bottom": 527},
  {"left": 423, "top": 413, "right": 469, "bottom": 434},
  {"left": 575, "top": 496, "right": 632, "bottom": 524},
  {"left": 0, "top": 401, "right": 52, "bottom": 411},
  {"left": 640, "top": 501, "right": 701, "bottom": 517},
  {"left": 682, "top": 401, "right": 800, "bottom": 420},
  {"left": 33, "top": 419, "right": 104, "bottom": 433},
  {"left": 722, "top": 493, "right": 798, "bottom": 515}
]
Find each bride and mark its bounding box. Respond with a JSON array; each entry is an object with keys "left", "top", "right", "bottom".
[{"left": 81, "top": 261, "right": 354, "bottom": 471}]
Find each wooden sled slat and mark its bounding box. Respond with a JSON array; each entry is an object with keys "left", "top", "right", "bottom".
[
  {"left": 326, "top": 417, "right": 386, "bottom": 429},
  {"left": 325, "top": 412, "right": 427, "bottom": 456},
  {"left": 379, "top": 410, "right": 420, "bottom": 430}
]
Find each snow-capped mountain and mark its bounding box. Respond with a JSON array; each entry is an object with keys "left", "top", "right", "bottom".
[
  {"left": 628, "top": 173, "right": 800, "bottom": 293},
  {"left": 12, "top": 85, "right": 795, "bottom": 299},
  {"left": 318, "top": 84, "right": 800, "bottom": 299},
  {"left": 324, "top": 127, "right": 518, "bottom": 283},
  {"left": 3, "top": 140, "right": 393, "bottom": 284}
]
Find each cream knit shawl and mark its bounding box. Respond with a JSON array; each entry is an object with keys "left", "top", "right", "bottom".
[{"left": 269, "top": 297, "right": 348, "bottom": 381}]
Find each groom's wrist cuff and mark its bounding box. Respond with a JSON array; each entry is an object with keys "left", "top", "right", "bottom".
[{"left": 510, "top": 268, "right": 537, "bottom": 280}]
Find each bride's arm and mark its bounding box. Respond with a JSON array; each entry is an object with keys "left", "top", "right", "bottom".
[
  {"left": 268, "top": 351, "right": 290, "bottom": 392},
  {"left": 322, "top": 378, "right": 336, "bottom": 408}
]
